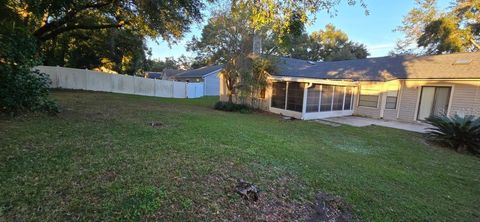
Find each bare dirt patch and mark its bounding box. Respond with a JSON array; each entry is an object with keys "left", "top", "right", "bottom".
[{"left": 307, "top": 192, "right": 359, "bottom": 222}]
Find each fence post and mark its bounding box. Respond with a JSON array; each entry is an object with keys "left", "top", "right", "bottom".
[
  {"left": 133, "top": 76, "right": 136, "bottom": 94},
  {"left": 55, "top": 65, "right": 60, "bottom": 88},
  {"left": 154, "top": 79, "right": 158, "bottom": 96},
  {"left": 85, "top": 68, "right": 88, "bottom": 90}
]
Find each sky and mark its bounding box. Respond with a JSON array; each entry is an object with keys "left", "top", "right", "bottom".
[{"left": 147, "top": 0, "right": 451, "bottom": 60}]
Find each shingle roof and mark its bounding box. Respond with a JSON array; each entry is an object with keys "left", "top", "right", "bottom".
[
  {"left": 145, "top": 72, "right": 163, "bottom": 79},
  {"left": 274, "top": 52, "right": 480, "bottom": 81},
  {"left": 175, "top": 65, "right": 223, "bottom": 78}
]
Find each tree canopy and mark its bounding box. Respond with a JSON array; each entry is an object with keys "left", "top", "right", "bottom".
[{"left": 395, "top": 0, "right": 479, "bottom": 54}]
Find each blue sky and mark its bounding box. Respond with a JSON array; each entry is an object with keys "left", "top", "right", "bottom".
[{"left": 147, "top": 0, "right": 450, "bottom": 60}]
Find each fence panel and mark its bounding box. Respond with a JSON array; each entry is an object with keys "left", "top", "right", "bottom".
[
  {"left": 173, "top": 81, "right": 187, "bottom": 98},
  {"left": 187, "top": 83, "right": 204, "bottom": 98},
  {"left": 58, "top": 67, "right": 87, "bottom": 90},
  {"left": 155, "top": 80, "right": 174, "bottom": 97},
  {"left": 134, "top": 77, "right": 155, "bottom": 96},
  {"left": 86, "top": 70, "right": 113, "bottom": 92},
  {"left": 36, "top": 66, "right": 59, "bottom": 88},
  {"left": 112, "top": 74, "right": 134, "bottom": 94}
]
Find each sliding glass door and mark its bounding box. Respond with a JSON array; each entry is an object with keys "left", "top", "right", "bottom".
[{"left": 417, "top": 86, "right": 451, "bottom": 120}]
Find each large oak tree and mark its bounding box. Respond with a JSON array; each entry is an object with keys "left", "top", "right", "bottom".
[{"left": 5, "top": 0, "right": 206, "bottom": 43}]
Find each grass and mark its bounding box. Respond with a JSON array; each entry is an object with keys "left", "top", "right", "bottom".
[{"left": 1, "top": 90, "right": 479, "bottom": 221}]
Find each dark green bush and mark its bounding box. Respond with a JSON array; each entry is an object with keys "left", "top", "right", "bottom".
[
  {"left": 424, "top": 115, "right": 480, "bottom": 155},
  {"left": 0, "top": 22, "right": 59, "bottom": 115},
  {"left": 214, "top": 101, "right": 252, "bottom": 113}
]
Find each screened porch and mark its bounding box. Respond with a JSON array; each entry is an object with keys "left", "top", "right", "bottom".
[{"left": 269, "top": 80, "right": 357, "bottom": 120}]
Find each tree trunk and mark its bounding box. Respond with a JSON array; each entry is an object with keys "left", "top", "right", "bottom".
[
  {"left": 252, "top": 31, "right": 262, "bottom": 55},
  {"left": 228, "top": 93, "right": 233, "bottom": 103}
]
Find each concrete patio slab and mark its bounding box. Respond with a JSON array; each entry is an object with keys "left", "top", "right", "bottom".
[{"left": 323, "top": 116, "right": 430, "bottom": 133}]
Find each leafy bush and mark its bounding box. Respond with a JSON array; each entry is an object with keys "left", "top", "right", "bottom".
[
  {"left": 0, "top": 22, "right": 59, "bottom": 115},
  {"left": 424, "top": 115, "right": 480, "bottom": 154},
  {"left": 214, "top": 101, "right": 252, "bottom": 113}
]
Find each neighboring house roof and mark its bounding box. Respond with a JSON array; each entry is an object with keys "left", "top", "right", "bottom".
[
  {"left": 274, "top": 52, "right": 480, "bottom": 81},
  {"left": 175, "top": 65, "right": 223, "bottom": 78},
  {"left": 144, "top": 72, "right": 163, "bottom": 79},
  {"left": 162, "top": 69, "right": 183, "bottom": 80}
]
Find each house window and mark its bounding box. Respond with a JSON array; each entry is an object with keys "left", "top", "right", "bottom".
[
  {"left": 320, "top": 85, "right": 334, "bottom": 112},
  {"left": 344, "top": 87, "right": 354, "bottom": 110},
  {"left": 359, "top": 95, "right": 379, "bottom": 108},
  {"left": 358, "top": 86, "right": 379, "bottom": 108},
  {"left": 306, "top": 84, "right": 321, "bottom": 113},
  {"left": 271, "top": 82, "right": 286, "bottom": 109},
  {"left": 385, "top": 87, "right": 398, "bottom": 109},
  {"left": 332, "top": 86, "right": 345, "bottom": 111},
  {"left": 286, "top": 82, "right": 304, "bottom": 112}
]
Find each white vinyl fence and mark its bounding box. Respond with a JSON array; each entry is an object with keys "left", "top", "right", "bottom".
[{"left": 35, "top": 66, "right": 204, "bottom": 98}]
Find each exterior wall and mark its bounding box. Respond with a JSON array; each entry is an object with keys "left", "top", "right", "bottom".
[
  {"left": 396, "top": 80, "right": 418, "bottom": 121},
  {"left": 219, "top": 74, "right": 271, "bottom": 110},
  {"left": 356, "top": 79, "right": 480, "bottom": 122},
  {"left": 353, "top": 81, "right": 384, "bottom": 118},
  {"left": 397, "top": 80, "right": 480, "bottom": 121},
  {"left": 204, "top": 71, "right": 220, "bottom": 96}
]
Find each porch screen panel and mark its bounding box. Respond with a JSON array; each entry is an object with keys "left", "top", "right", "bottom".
[
  {"left": 333, "top": 86, "right": 345, "bottom": 111},
  {"left": 271, "top": 82, "right": 286, "bottom": 109},
  {"left": 286, "top": 82, "right": 304, "bottom": 112},
  {"left": 344, "top": 87, "right": 353, "bottom": 110},
  {"left": 320, "top": 85, "right": 333, "bottom": 112},
  {"left": 306, "top": 84, "right": 321, "bottom": 112}
]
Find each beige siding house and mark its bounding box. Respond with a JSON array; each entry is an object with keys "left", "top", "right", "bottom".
[{"left": 219, "top": 52, "right": 480, "bottom": 122}]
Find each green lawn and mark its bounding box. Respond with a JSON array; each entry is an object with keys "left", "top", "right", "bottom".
[{"left": 1, "top": 90, "right": 479, "bottom": 221}]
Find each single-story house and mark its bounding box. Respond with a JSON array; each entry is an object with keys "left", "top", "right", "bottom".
[
  {"left": 219, "top": 52, "right": 480, "bottom": 122},
  {"left": 175, "top": 65, "right": 223, "bottom": 96}
]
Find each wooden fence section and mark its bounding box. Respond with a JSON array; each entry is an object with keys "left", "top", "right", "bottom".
[{"left": 35, "top": 66, "right": 204, "bottom": 98}]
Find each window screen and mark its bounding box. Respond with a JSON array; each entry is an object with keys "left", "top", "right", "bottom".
[
  {"left": 358, "top": 95, "right": 378, "bottom": 107},
  {"left": 320, "top": 85, "right": 333, "bottom": 112},
  {"left": 332, "top": 86, "right": 345, "bottom": 111},
  {"left": 286, "top": 82, "right": 304, "bottom": 112},
  {"left": 385, "top": 87, "right": 398, "bottom": 109},
  {"left": 306, "top": 84, "right": 321, "bottom": 113},
  {"left": 344, "top": 87, "right": 354, "bottom": 110},
  {"left": 271, "top": 82, "right": 286, "bottom": 109},
  {"left": 358, "top": 86, "right": 379, "bottom": 108},
  {"left": 385, "top": 96, "right": 397, "bottom": 109}
]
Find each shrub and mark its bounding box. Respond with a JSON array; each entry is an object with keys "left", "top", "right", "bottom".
[
  {"left": 424, "top": 114, "right": 480, "bottom": 154},
  {"left": 214, "top": 101, "right": 252, "bottom": 113},
  {"left": 0, "top": 21, "right": 59, "bottom": 115}
]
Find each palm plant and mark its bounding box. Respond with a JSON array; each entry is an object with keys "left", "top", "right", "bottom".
[{"left": 424, "top": 114, "right": 480, "bottom": 154}]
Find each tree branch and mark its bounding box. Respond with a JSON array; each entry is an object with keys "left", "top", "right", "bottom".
[
  {"left": 34, "top": 1, "right": 116, "bottom": 41},
  {"left": 470, "top": 38, "right": 480, "bottom": 50},
  {"left": 38, "top": 22, "right": 124, "bottom": 42}
]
